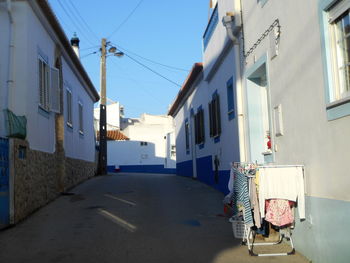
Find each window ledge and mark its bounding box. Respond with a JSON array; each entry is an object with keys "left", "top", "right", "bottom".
[
  {"left": 38, "top": 106, "right": 50, "bottom": 118},
  {"left": 326, "top": 96, "right": 350, "bottom": 110},
  {"left": 67, "top": 123, "right": 73, "bottom": 131}
]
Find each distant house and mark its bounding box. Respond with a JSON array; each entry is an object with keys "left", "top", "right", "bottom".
[{"left": 0, "top": 0, "right": 99, "bottom": 228}]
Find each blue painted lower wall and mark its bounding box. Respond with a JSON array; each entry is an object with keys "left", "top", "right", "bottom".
[
  {"left": 293, "top": 196, "right": 350, "bottom": 263},
  {"left": 177, "top": 155, "right": 230, "bottom": 195},
  {"left": 108, "top": 165, "right": 176, "bottom": 174},
  {"left": 176, "top": 159, "right": 193, "bottom": 177}
]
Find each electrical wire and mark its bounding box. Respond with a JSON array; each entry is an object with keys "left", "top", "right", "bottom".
[
  {"left": 107, "top": 0, "right": 144, "bottom": 39},
  {"left": 123, "top": 53, "right": 182, "bottom": 88},
  {"left": 80, "top": 50, "right": 99, "bottom": 59},
  {"left": 66, "top": 0, "right": 100, "bottom": 41},
  {"left": 80, "top": 45, "right": 101, "bottom": 51},
  {"left": 114, "top": 44, "right": 190, "bottom": 72},
  {"left": 56, "top": 0, "right": 97, "bottom": 46},
  {"left": 109, "top": 59, "right": 165, "bottom": 105}
]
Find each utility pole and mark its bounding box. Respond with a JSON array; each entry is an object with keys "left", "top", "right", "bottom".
[{"left": 98, "top": 38, "right": 107, "bottom": 175}]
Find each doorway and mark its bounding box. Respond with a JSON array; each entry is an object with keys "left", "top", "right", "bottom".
[{"left": 246, "top": 60, "right": 272, "bottom": 164}]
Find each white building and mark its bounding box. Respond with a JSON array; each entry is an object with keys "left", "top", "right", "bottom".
[
  {"left": 171, "top": 0, "right": 350, "bottom": 262},
  {"left": 107, "top": 113, "right": 176, "bottom": 174},
  {"left": 168, "top": 0, "right": 242, "bottom": 193},
  {"left": 240, "top": 0, "right": 350, "bottom": 262},
  {"left": 0, "top": 0, "right": 99, "bottom": 227},
  {"left": 94, "top": 99, "right": 124, "bottom": 131}
]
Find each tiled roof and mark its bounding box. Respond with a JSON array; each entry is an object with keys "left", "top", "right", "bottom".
[{"left": 97, "top": 130, "right": 129, "bottom": 141}]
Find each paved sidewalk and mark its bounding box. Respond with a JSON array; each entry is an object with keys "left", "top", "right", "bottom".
[{"left": 0, "top": 173, "right": 310, "bottom": 263}]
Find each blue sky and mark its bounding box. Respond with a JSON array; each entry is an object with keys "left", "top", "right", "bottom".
[{"left": 47, "top": 0, "right": 210, "bottom": 118}]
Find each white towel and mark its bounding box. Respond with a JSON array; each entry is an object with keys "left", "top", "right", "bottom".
[{"left": 259, "top": 166, "right": 305, "bottom": 219}]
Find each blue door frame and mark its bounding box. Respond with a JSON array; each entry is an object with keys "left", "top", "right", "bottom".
[{"left": 0, "top": 138, "right": 9, "bottom": 228}]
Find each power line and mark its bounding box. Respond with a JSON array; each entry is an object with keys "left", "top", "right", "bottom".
[
  {"left": 114, "top": 44, "right": 190, "bottom": 72},
  {"left": 80, "top": 45, "right": 101, "bottom": 51},
  {"left": 56, "top": 0, "right": 97, "bottom": 46},
  {"left": 66, "top": 0, "right": 100, "bottom": 41},
  {"left": 109, "top": 59, "right": 164, "bottom": 105},
  {"left": 80, "top": 50, "right": 99, "bottom": 59},
  {"left": 123, "top": 53, "right": 182, "bottom": 88},
  {"left": 107, "top": 0, "right": 144, "bottom": 39}
]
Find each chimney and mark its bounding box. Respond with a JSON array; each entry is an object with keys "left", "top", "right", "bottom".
[{"left": 70, "top": 32, "right": 80, "bottom": 59}]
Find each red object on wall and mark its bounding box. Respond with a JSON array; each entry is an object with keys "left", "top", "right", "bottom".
[{"left": 267, "top": 136, "right": 271, "bottom": 149}]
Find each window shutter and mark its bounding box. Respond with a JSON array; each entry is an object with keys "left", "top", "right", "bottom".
[
  {"left": 216, "top": 95, "right": 221, "bottom": 135},
  {"left": 200, "top": 109, "right": 205, "bottom": 143},
  {"left": 50, "top": 67, "right": 60, "bottom": 113},
  {"left": 195, "top": 113, "right": 199, "bottom": 144},
  {"left": 209, "top": 102, "right": 213, "bottom": 137},
  {"left": 79, "top": 103, "right": 83, "bottom": 132},
  {"left": 44, "top": 64, "right": 50, "bottom": 111}
]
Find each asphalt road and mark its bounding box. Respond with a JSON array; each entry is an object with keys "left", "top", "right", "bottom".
[{"left": 0, "top": 173, "right": 309, "bottom": 263}]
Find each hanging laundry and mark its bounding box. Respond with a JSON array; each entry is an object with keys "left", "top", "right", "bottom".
[
  {"left": 259, "top": 166, "right": 305, "bottom": 219},
  {"left": 249, "top": 177, "right": 261, "bottom": 228},
  {"left": 231, "top": 168, "right": 254, "bottom": 227},
  {"left": 265, "top": 199, "right": 294, "bottom": 227}
]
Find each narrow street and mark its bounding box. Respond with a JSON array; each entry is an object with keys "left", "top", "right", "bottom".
[{"left": 0, "top": 174, "right": 308, "bottom": 263}]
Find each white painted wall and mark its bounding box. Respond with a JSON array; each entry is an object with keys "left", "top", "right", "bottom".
[
  {"left": 203, "top": 0, "right": 235, "bottom": 80},
  {"left": 94, "top": 102, "right": 121, "bottom": 130},
  {"left": 0, "top": 1, "right": 96, "bottom": 162},
  {"left": 242, "top": 0, "right": 350, "bottom": 201},
  {"left": 174, "top": 0, "right": 241, "bottom": 173},
  {"left": 63, "top": 57, "right": 95, "bottom": 162},
  {"left": 108, "top": 114, "right": 176, "bottom": 168}
]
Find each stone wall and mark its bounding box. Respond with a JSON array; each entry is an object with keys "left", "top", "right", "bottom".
[
  {"left": 12, "top": 139, "right": 96, "bottom": 223},
  {"left": 65, "top": 157, "right": 96, "bottom": 191}
]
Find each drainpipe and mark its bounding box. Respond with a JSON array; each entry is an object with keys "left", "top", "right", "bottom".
[
  {"left": 222, "top": 5, "right": 247, "bottom": 162},
  {"left": 6, "top": 0, "right": 14, "bottom": 111}
]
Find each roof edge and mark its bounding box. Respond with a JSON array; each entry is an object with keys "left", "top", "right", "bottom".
[
  {"left": 36, "top": 0, "right": 100, "bottom": 102},
  {"left": 168, "top": 63, "right": 203, "bottom": 117}
]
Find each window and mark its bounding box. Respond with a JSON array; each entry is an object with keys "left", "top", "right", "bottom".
[
  {"left": 194, "top": 108, "right": 205, "bottom": 144},
  {"left": 257, "top": 0, "right": 268, "bottom": 7},
  {"left": 66, "top": 89, "right": 72, "bottom": 127},
  {"left": 38, "top": 57, "right": 50, "bottom": 111},
  {"left": 226, "top": 77, "right": 235, "bottom": 120},
  {"left": 203, "top": 4, "right": 218, "bottom": 50},
  {"left": 330, "top": 9, "right": 350, "bottom": 101},
  {"left": 209, "top": 93, "right": 221, "bottom": 138},
  {"left": 185, "top": 120, "right": 190, "bottom": 151},
  {"left": 78, "top": 102, "right": 84, "bottom": 134},
  {"left": 320, "top": 0, "right": 350, "bottom": 120},
  {"left": 38, "top": 56, "right": 60, "bottom": 113}
]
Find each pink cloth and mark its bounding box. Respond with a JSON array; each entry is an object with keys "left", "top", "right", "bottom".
[{"left": 265, "top": 199, "right": 294, "bottom": 227}]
